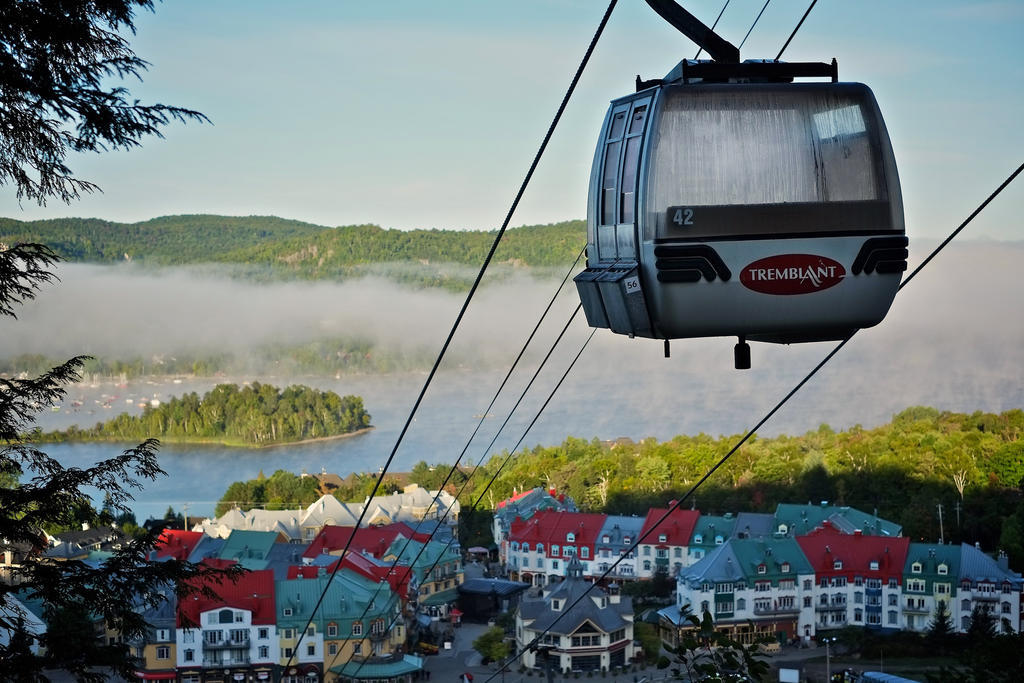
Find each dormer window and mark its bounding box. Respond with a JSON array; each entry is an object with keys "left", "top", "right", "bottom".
[
  {"left": 693, "top": 534, "right": 703, "bottom": 545},
  {"left": 623, "top": 536, "right": 630, "bottom": 545},
  {"left": 778, "top": 524, "right": 788, "bottom": 534},
  {"left": 658, "top": 534, "right": 667, "bottom": 543},
  {"left": 511, "top": 542, "right": 519, "bottom": 552},
  {"left": 938, "top": 564, "right": 948, "bottom": 576},
  {"left": 603, "top": 535, "right": 610, "bottom": 544},
  {"left": 781, "top": 562, "right": 791, "bottom": 573},
  {"left": 552, "top": 599, "right": 562, "bottom": 611},
  {"left": 715, "top": 535, "right": 723, "bottom": 545},
  {"left": 757, "top": 564, "right": 767, "bottom": 575},
  {"left": 581, "top": 547, "right": 589, "bottom": 558},
  {"left": 283, "top": 608, "right": 293, "bottom": 617},
  {"left": 911, "top": 562, "right": 922, "bottom": 574},
  {"left": 869, "top": 560, "right": 879, "bottom": 571},
  {"left": 552, "top": 545, "right": 560, "bottom": 556},
  {"left": 566, "top": 532, "right": 576, "bottom": 543},
  {"left": 537, "top": 543, "right": 544, "bottom": 554},
  {"left": 833, "top": 560, "right": 843, "bottom": 570},
  {"left": 523, "top": 543, "right": 530, "bottom": 552}
]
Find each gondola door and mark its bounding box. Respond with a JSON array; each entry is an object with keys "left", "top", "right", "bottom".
[{"left": 576, "top": 95, "right": 656, "bottom": 338}]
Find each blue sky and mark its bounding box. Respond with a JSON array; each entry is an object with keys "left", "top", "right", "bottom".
[{"left": 1, "top": 0, "right": 1021, "bottom": 240}]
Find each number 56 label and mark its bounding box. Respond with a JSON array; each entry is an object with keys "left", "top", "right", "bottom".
[{"left": 668, "top": 206, "right": 694, "bottom": 227}]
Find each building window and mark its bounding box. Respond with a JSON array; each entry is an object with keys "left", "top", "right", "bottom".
[
  {"left": 659, "top": 534, "right": 667, "bottom": 543},
  {"left": 354, "top": 643, "right": 362, "bottom": 656},
  {"left": 781, "top": 562, "right": 790, "bottom": 573},
  {"left": 888, "top": 610, "right": 897, "bottom": 625},
  {"left": 258, "top": 627, "right": 268, "bottom": 639},
  {"left": 552, "top": 545, "right": 560, "bottom": 556},
  {"left": 757, "top": 564, "right": 766, "bottom": 575},
  {"left": 1003, "top": 602, "right": 1012, "bottom": 614},
  {"left": 715, "top": 535, "right": 723, "bottom": 545},
  {"left": 328, "top": 643, "right": 337, "bottom": 656},
  {"left": 581, "top": 547, "right": 589, "bottom": 559},
  {"left": 283, "top": 647, "right": 293, "bottom": 659},
  {"left": 833, "top": 560, "right": 843, "bottom": 570},
  {"left": 156, "top": 646, "right": 169, "bottom": 660},
  {"left": 911, "top": 562, "right": 922, "bottom": 574},
  {"left": 643, "top": 560, "right": 651, "bottom": 571},
  {"left": 566, "top": 532, "right": 575, "bottom": 543},
  {"left": 803, "top": 597, "right": 812, "bottom": 608},
  {"left": 855, "top": 592, "right": 863, "bottom": 604},
  {"left": 552, "top": 600, "right": 561, "bottom": 611},
  {"left": 184, "top": 649, "right": 194, "bottom": 662},
  {"left": 938, "top": 564, "right": 948, "bottom": 576},
  {"left": 537, "top": 544, "right": 544, "bottom": 554},
  {"left": 283, "top": 607, "right": 293, "bottom": 617},
  {"left": 307, "top": 644, "right": 316, "bottom": 656},
  {"left": 352, "top": 622, "right": 362, "bottom": 636},
  {"left": 643, "top": 546, "right": 651, "bottom": 556},
  {"left": 674, "top": 547, "right": 682, "bottom": 558},
  {"left": 328, "top": 624, "right": 338, "bottom": 637},
  {"left": 736, "top": 598, "right": 746, "bottom": 610},
  {"left": 854, "top": 609, "right": 863, "bottom": 622},
  {"left": 259, "top": 646, "right": 269, "bottom": 659}
]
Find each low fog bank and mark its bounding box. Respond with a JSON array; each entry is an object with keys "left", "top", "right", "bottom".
[{"left": 7, "top": 240, "right": 1024, "bottom": 442}]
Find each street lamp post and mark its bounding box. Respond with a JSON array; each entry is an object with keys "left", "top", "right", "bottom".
[{"left": 823, "top": 636, "right": 837, "bottom": 682}]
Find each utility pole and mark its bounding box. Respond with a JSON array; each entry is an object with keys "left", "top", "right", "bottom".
[
  {"left": 182, "top": 503, "right": 190, "bottom": 531},
  {"left": 937, "top": 504, "right": 945, "bottom": 544}
]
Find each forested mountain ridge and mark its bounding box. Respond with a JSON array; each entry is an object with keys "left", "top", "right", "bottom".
[
  {"left": 39, "top": 382, "right": 371, "bottom": 447},
  {"left": 0, "top": 215, "right": 326, "bottom": 264},
  {"left": 0, "top": 215, "right": 586, "bottom": 279}
]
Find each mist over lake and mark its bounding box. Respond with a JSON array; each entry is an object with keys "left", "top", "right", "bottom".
[{"left": 16, "top": 240, "right": 1024, "bottom": 521}]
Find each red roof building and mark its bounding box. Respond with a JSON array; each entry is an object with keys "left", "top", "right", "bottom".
[
  {"left": 507, "top": 510, "right": 606, "bottom": 582},
  {"left": 302, "top": 522, "right": 430, "bottom": 560},
  {"left": 636, "top": 507, "right": 701, "bottom": 577},
  {"left": 177, "top": 563, "right": 277, "bottom": 628},
  {"left": 796, "top": 523, "right": 910, "bottom": 632},
  {"left": 153, "top": 529, "right": 203, "bottom": 562}
]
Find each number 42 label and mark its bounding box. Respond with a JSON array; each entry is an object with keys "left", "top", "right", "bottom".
[{"left": 668, "top": 206, "right": 694, "bottom": 227}]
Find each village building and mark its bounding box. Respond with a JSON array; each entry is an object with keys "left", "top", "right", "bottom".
[
  {"left": 637, "top": 506, "right": 700, "bottom": 577},
  {"left": 493, "top": 488, "right": 577, "bottom": 561},
  {"left": 797, "top": 524, "right": 910, "bottom": 633},
  {"left": 664, "top": 537, "right": 815, "bottom": 647},
  {"left": 507, "top": 510, "right": 605, "bottom": 585},
  {"left": 593, "top": 515, "right": 645, "bottom": 581},
  {"left": 516, "top": 558, "right": 635, "bottom": 673}
]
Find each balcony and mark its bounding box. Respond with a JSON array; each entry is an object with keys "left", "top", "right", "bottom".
[
  {"left": 203, "top": 636, "right": 250, "bottom": 650},
  {"left": 202, "top": 653, "right": 251, "bottom": 667},
  {"left": 815, "top": 603, "right": 846, "bottom": 612},
  {"left": 902, "top": 604, "right": 930, "bottom": 615},
  {"left": 753, "top": 606, "right": 800, "bottom": 616}
]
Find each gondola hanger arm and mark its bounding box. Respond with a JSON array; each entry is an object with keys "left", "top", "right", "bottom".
[{"left": 644, "top": 0, "right": 740, "bottom": 63}]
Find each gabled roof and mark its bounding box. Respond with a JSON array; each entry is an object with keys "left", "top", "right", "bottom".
[
  {"left": 689, "top": 514, "right": 737, "bottom": 547},
  {"left": 596, "top": 515, "right": 645, "bottom": 551},
  {"left": 302, "top": 523, "right": 430, "bottom": 559},
  {"left": 796, "top": 524, "right": 909, "bottom": 580},
  {"left": 218, "top": 530, "right": 281, "bottom": 569},
  {"left": 178, "top": 565, "right": 276, "bottom": 627},
  {"left": 518, "top": 559, "right": 632, "bottom": 634},
  {"left": 509, "top": 510, "right": 606, "bottom": 550},
  {"left": 903, "top": 543, "right": 961, "bottom": 578},
  {"left": 958, "top": 543, "right": 1023, "bottom": 585},
  {"left": 639, "top": 507, "right": 700, "bottom": 547},
  {"left": 678, "top": 542, "right": 746, "bottom": 588},
  {"left": 154, "top": 530, "right": 204, "bottom": 561},
  {"left": 729, "top": 537, "right": 813, "bottom": 582},
  {"left": 731, "top": 512, "right": 776, "bottom": 540},
  {"left": 774, "top": 503, "right": 901, "bottom": 537}
]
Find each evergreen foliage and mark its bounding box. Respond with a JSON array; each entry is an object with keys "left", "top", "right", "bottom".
[
  {"left": 1, "top": 245, "right": 239, "bottom": 680},
  {"left": 41, "top": 382, "right": 371, "bottom": 447},
  {"left": 0, "top": 1, "right": 207, "bottom": 205}
]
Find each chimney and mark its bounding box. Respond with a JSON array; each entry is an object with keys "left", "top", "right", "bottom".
[{"left": 998, "top": 550, "right": 1009, "bottom": 572}]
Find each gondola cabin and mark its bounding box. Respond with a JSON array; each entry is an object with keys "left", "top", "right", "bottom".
[{"left": 574, "top": 61, "right": 906, "bottom": 367}]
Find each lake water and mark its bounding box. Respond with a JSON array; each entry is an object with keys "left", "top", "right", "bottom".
[{"left": 22, "top": 242, "right": 1024, "bottom": 522}]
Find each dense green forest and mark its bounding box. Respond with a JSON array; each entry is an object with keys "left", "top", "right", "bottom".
[
  {"left": 217, "top": 407, "right": 1024, "bottom": 568},
  {"left": 40, "top": 382, "right": 371, "bottom": 447},
  {"left": 0, "top": 336, "right": 436, "bottom": 380},
  {"left": 0, "top": 215, "right": 586, "bottom": 289}
]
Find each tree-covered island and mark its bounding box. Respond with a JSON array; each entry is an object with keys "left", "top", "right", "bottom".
[{"left": 37, "top": 382, "right": 371, "bottom": 447}]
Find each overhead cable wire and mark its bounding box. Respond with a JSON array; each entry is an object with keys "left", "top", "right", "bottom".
[
  {"left": 738, "top": 0, "right": 772, "bottom": 51},
  {"left": 327, "top": 262, "right": 585, "bottom": 675},
  {"left": 337, "top": 308, "right": 588, "bottom": 677},
  {"left": 776, "top": 0, "right": 819, "bottom": 60},
  {"left": 481, "top": 161, "right": 1024, "bottom": 683},
  {"left": 342, "top": 327, "right": 597, "bottom": 679},
  {"left": 284, "top": 0, "right": 618, "bottom": 668},
  {"left": 693, "top": 0, "right": 732, "bottom": 60}
]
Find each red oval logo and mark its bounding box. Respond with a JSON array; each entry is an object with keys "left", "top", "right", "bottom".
[{"left": 740, "top": 254, "right": 846, "bottom": 295}]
